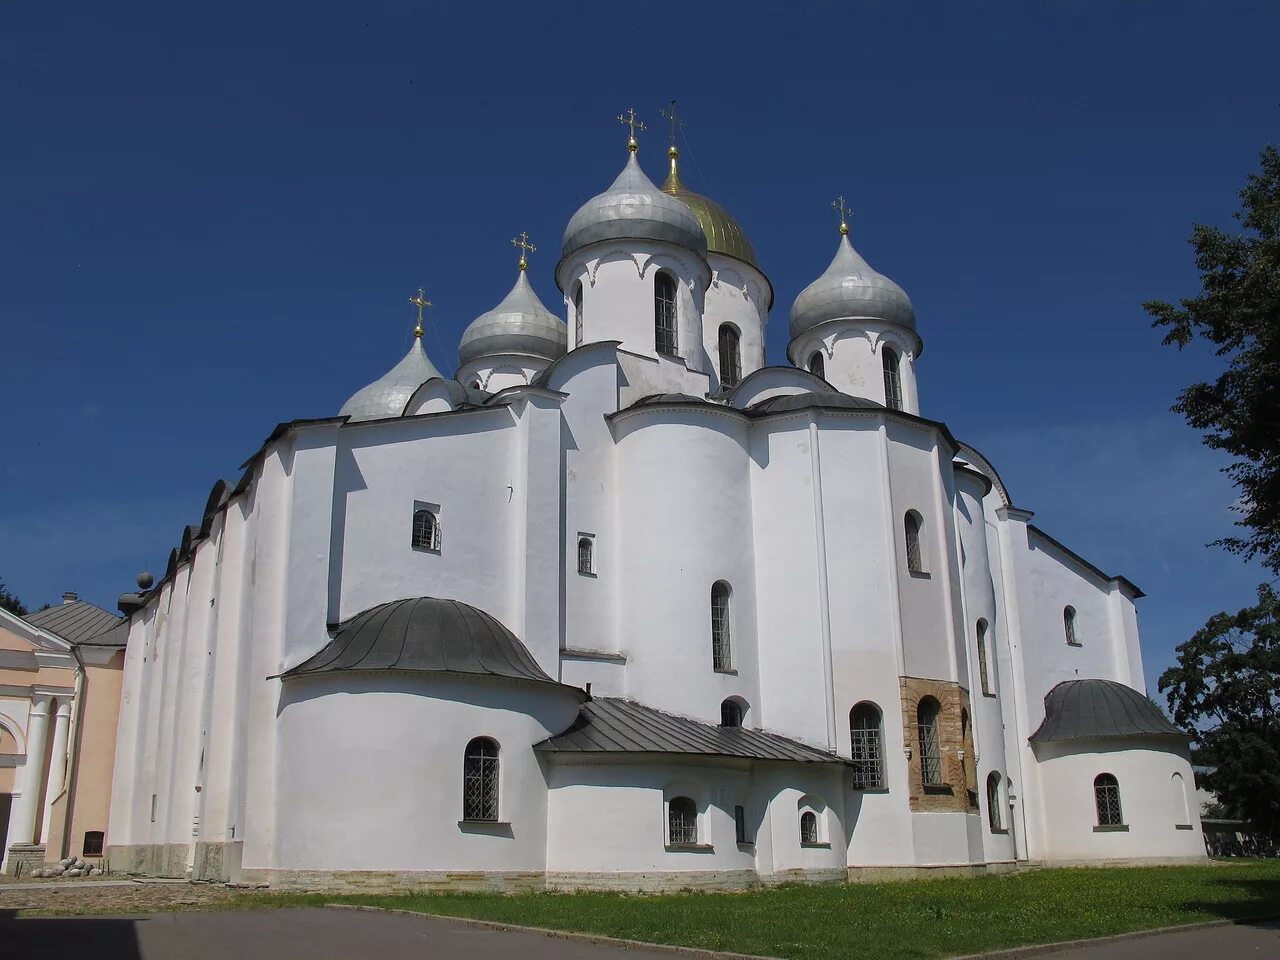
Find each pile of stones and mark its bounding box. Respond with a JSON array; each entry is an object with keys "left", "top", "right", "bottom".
[{"left": 28, "top": 857, "right": 102, "bottom": 879}]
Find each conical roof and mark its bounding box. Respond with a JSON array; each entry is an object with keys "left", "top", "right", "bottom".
[
  {"left": 340, "top": 337, "right": 442, "bottom": 422},
  {"left": 789, "top": 233, "right": 915, "bottom": 338},
  {"left": 458, "top": 269, "right": 567, "bottom": 367}
]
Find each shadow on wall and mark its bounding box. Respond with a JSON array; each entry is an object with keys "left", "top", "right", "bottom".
[{"left": 1, "top": 913, "right": 143, "bottom": 959}]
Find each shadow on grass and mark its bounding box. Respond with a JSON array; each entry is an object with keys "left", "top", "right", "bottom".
[
  {"left": 0, "top": 909, "right": 144, "bottom": 959},
  {"left": 1178, "top": 872, "right": 1280, "bottom": 920}
]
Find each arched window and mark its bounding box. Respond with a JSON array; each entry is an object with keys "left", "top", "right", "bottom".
[
  {"left": 800, "top": 810, "right": 819, "bottom": 845},
  {"left": 577, "top": 536, "right": 594, "bottom": 575},
  {"left": 882, "top": 346, "right": 902, "bottom": 410},
  {"left": 412, "top": 508, "right": 440, "bottom": 551},
  {"left": 718, "top": 324, "right": 742, "bottom": 390},
  {"left": 1094, "top": 773, "right": 1123, "bottom": 826},
  {"left": 573, "top": 282, "right": 584, "bottom": 348},
  {"left": 462, "top": 737, "right": 500, "bottom": 821},
  {"left": 976, "top": 619, "right": 992, "bottom": 696},
  {"left": 986, "top": 773, "right": 1002, "bottom": 831},
  {"left": 654, "top": 271, "right": 678, "bottom": 355},
  {"left": 720, "top": 698, "right": 743, "bottom": 728},
  {"left": 917, "top": 696, "right": 943, "bottom": 786},
  {"left": 467, "top": 379, "right": 481, "bottom": 390},
  {"left": 711, "top": 581, "right": 732, "bottom": 672},
  {"left": 849, "top": 702, "right": 884, "bottom": 790},
  {"left": 1064, "top": 606, "right": 1079, "bottom": 645},
  {"left": 668, "top": 796, "right": 697, "bottom": 844},
  {"left": 904, "top": 511, "right": 924, "bottom": 574},
  {"left": 1172, "top": 772, "right": 1190, "bottom": 824},
  {"left": 808, "top": 351, "right": 825, "bottom": 380}
]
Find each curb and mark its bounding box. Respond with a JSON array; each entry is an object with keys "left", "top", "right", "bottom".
[
  {"left": 324, "top": 903, "right": 1280, "bottom": 960},
  {"left": 323, "top": 903, "right": 784, "bottom": 959}
]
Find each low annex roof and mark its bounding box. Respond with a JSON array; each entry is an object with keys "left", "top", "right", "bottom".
[
  {"left": 1028, "top": 678, "right": 1186, "bottom": 744},
  {"left": 25, "top": 600, "right": 125, "bottom": 648},
  {"left": 535, "top": 697, "right": 849, "bottom": 765}
]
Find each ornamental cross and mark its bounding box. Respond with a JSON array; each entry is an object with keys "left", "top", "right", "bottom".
[
  {"left": 660, "top": 99, "right": 685, "bottom": 147},
  {"left": 831, "top": 195, "right": 851, "bottom": 235},
  {"left": 512, "top": 231, "right": 536, "bottom": 270},
  {"left": 617, "top": 107, "right": 645, "bottom": 150},
  {"left": 408, "top": 287, "right": 431, "bottom": 337}
]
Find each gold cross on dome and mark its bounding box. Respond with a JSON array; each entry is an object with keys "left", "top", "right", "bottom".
[
  {"left": 831, "top": 195, "right": 851, "bottom": 236},
  {"left": 617, "top": 107, "right": 645, "bottom": 152},
  {"left": 408, "top": 287, "right": 431, "bottom": 338},
  {"left": 511, "top": 231, "right": 536, "bottom": 271},
  {"left": 659, "top": 99, "right": 684, "bottom": 148}
]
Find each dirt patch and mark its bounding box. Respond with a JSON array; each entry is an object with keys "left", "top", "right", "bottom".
[{"left": 0, "top": 880, "right": 270, "bottom": 916}]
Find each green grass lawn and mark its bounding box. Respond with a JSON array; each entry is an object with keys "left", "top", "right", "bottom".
[{"left": 241, "top": 860, "right": 1280, "bottom": 960}]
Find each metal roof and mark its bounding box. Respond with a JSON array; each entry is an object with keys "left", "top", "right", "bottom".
[
  {"left": 339, "top": 339, "right": 443, "bottom": 422},
  {"left": 1029, "top": 678, "right": 1186, "bottom": 744},
  {"left": 26, "top": 601, "right": 124, "bottom": 647},
  {"left": 278, "top": 596, "right": 581, "bottom": 696},
  {"left": 535, "top": 697, "right": 849, "bottom": 765},
  {"left": 790, "top": 233, "right": 916, "bottom": 338},
  {"left": 458, "top": 269, "right": 567, "bottom": 367}
]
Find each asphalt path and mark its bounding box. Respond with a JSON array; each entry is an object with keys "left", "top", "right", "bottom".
[{"left": 1027, "top": 918, "right": 1279, "bottom": 959}]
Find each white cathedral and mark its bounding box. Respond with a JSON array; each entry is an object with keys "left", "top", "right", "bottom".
[{"left": 106, "top": 117, "right": 1205, "bottom": 890}]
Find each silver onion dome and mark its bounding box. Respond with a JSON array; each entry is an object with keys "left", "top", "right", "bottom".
[
  {"left": 789, "top": 233, "right": 915, "bottom": 338},
  {"left": 458, "top": 269, "right": 567, "bottom": 367},
  {"left": 340, "top": 337, "right": 443, "bottom": 422},
  {"left": 561, "top": 151, "right": 708, "bottom": 266}
]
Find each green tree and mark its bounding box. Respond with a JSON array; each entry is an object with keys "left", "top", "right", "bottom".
[
  {"left": 0, "top": 578, "right": 28, "bottom": 617},
  {"left": 1143, "top": 145, "right": 1280, "bottom": 574},
  {"left": 1158, "top": 583, "right": 1280, "bottom": 839}
]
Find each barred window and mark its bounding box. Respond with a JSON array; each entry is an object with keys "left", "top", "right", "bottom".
[
  {"left": 577, "top": 536, "right": 594, "bottom": 575},
  {"left": 917, "top": 696, "right": 943, "bottom": 786},
  {"left": 720, "top": 698, "right": 743, "bottom": 728},
  {"left": 412, "top": 508, "right": 439, "bottom": 551},
  {"left": 1094, "top": 773, "right": 1123, "bottom": 826},
  {"left": 883, "top": 347, "right": 902, "bottom": 410},
  {"left": 849, "top": 702, "right": 884, "bottom": 790},
  {"left": 800, "top": 810, "right": 818, "bottom": 845},
  {"left": 1064, "top": 606, "right": 1079, "bottom": 645},
  {"left": 986, "top": 772, "right": 1002, "bottom": 831},
  {"left": 976, "top": 619, "right": 992, "bottom": 696},
  {"left": 82, "top": 830, "right": 105, "bottom": 857},
  {"left": 654, "top": 271, "right": 678, "bottom": 355},
  {"left": 668, "top": 796, "right": 697, "bottom": 844},
  {"left": 718, "top": 324, "right": 742, "bottom": 390},
  {"left": 711, "top": 581, "right": 732, "bottom": 671},
  {"left": 808, "top": 351, "right": 825, "bottom": 380},
  {"left": 462, "top": 737, "right": 499, "bottom": 822},
  {"left": 734, "top": 804, "right": 750, "bottom": 844},
  {"left": 573, "top": 282, "right": 584, "bottom": 348},
  {"left": 904, "top": 511, "right": 924, "bottom": 573}
]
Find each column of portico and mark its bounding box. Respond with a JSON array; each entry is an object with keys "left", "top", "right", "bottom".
[
  {"left": 7, "top": 696, "right": 51, "bottom": 850},
  {"left": 39, "top": 699, "right": 73, "bottom": 849}
]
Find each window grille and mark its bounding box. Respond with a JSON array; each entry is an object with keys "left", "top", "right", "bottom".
[
  {"left": 904, "top": 512, "right": 923, "bottom": 573},
  {"left": 808, "top": 351, "right": 825, "bottom": 380},
  {"left": 412, "top": 508, "right": 439, "bottom": 551},
  {"left": 718, "top": 325, "right": 742, "bottom": 390},
  {"left": 82, "top": 831, "right": 104, "bottom": 857},
  {"left": 1064, "top": 606, "right": 1078, "bottom": 645},
  {"left": 573, "top": 283, "right": 584, "bottom": 348},
  {"left": 986, "top": 773, "right": 1002, "bottom": 831},
  {"left": 883, "top": 347, "right": 902, "bottom": 410},
  {"left": 654, "top": 272, "right": 678, "bottom": 355},
  {"left": 711, "top": 581, "right": 732, "bottom": 671},
  {"left": 577, "top": 537, "right": 593, "bottom": 575},
  {"left": 721, "top": 698, "right": 743, "bottom": 728},
  {"left": 1094, "top": 773, "right": 1123, "bottom": 826},
  {"left": 734, "top": 804, "right": 749, "bottom": 844},
  {"left": 800, "top": 811, "right": 818, "bottom": 844},
  {"left": 977, "top": 620, "right": 992, "bottom": 695},
  {"left": 917, "top": 697, "right": 943, "bottom": 786},
  {"left": 463, "top": 737, "right": 500, "bottom": 821},
  {"left": 668, "top": 796, "right": 697, "bottom": 844},
  {"left": 849, "top": 702, "right": 884, "bottom": 790}
]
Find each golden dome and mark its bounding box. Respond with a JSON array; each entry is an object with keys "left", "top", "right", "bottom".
[{"left": 661, "top": 148, "right": 759, "bottom": 269}]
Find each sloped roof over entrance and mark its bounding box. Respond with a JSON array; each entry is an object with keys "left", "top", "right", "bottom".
[
  {"left": 26, "top": 600, "right": 124, "bottom": 647},
  {"left": 536, "top": 697, "right": 849, "bottom": 764},
  {"left": 278, "top": 596, "right": 582, "bottom": 697},
  {"left": 1029, "top": 678, "right": 1186, "bottom": 743}
]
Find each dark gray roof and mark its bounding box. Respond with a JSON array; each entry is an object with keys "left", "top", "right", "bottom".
[
  {"left": 279, "top": 597, "right": 580, "bottom": 695},
  {"left": 1029, "top": 679, "right": 1186, "bottom": 743},
  {"left": 535, "top": 697, "right": 849, "bottom": 765},
  {"left": 748, "top": 392, "right": 881, "bottom": 415},
  {"left": 632, "top": 393, "right": 709, "bottom": 407},
  {"left": 26, "top": 601, "right": 124, "bottom": 647}
]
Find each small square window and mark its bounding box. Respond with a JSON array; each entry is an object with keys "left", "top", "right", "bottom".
[{"left": 83, "top": 831, "right": 105, "bottom": 857}]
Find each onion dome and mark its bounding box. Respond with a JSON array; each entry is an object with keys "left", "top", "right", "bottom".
[
  {"left": 661, "top": 146, "right": 758, "bottom": 268},
  {"left": 561, "top": 147, "right": 707, "bottom": 268},
  {"left": 459, "top": 260, "right": 567, "bottom": 368},
  {"left": 340, "top": 301, "right": 443, "bottom": 421},
  {"left": 789, "top": 227, "right": 915, "bottom": 339}
]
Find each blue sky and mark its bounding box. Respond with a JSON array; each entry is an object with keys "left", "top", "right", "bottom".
[{"left": 2, "top": 3, "right": 1275, "bottom": 692}]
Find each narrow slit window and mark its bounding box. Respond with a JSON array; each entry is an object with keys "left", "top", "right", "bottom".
[
  {"left": 977, "top": 619, "right": 992, "bottom": 696},
  {"left": 711, "top": 581, "right": 732, "bottom": 671},
  {"left": 986, "top": 773, "right": 1002, "bottom": 831},
  {"left": 1064, "top": 606, "right": 1079, "bottom": 645},
  {"left": 734, "top": 804, "right": 749, "bottom": 844},
  {"left": 917, "top": 697, "right": 943, "bottom": 786},
  {"left": 904, "top": 511, "right": 924, "bottom": 573},
  {"left": 654, "top": 272, "right": 678, "bottom": 356},
  {"left": 883, "top": 346, "right": 902, "bottom": 410},
  {"left": 573, "top": 282, "right": 584, "bottom": 348},
  {"left": 808, "top": 351, "right": 825, "bottom": 380},
  {"left": 718, "top": 324, "right": 742, "bottom": 390}
]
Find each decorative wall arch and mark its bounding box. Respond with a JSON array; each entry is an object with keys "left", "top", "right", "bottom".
[{"left": 0, "top": 712, "right": 26, "bottom": 754}]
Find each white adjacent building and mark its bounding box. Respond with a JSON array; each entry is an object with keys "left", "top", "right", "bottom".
[{"left": 105, "top": 130, "right": 1205, "bottom": 889}]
